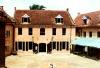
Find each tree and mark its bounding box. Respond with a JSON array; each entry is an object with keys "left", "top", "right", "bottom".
[{"left": 29, "top": 4, "right": 46, "bottom": 10}]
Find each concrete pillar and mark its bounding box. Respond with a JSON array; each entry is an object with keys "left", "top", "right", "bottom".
[
  {"left": 46, "top": 43, "right": 47, "bottom": 53},
  {"left": 59, "top": 42, "right": 60, "bottom": 51},
  {"left": 56, "top": 42, "right": 57, "bottom": 50},
  {"left": 65, "top": 42, "right": 67, "bottom": 50},
  {"left": 52, "top": 42, "right": 53, "bottom": 50},
  {"left": 38, "top": 44, "right": 39, "bottom": 53}
]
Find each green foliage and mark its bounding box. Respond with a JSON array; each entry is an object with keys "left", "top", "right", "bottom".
[{"left": 29, "top": 4, "right": 46, "bottom": 10}]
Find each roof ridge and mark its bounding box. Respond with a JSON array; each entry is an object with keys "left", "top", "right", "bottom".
[{"left": 15, "top": 9, "right": 66, "bottom": 12}]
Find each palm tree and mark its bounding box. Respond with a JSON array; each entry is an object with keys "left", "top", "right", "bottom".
[{"left": 29, "top": 4, "right": 46, "bottom": 10}]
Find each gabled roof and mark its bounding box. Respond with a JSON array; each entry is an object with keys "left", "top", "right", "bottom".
[
  {"left": 14, "top": 10, "right": 74, "bottom": 27},
  {"left": 74, "top": 11, "right": 100, "bottom": 27},
  {"left": 0, "top": 8, "right": 15, "bottom": 23}
]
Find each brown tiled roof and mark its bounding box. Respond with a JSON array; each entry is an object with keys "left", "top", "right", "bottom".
[
  {"left": 74, "top": 11, "right": 100, "bottom": 27},
  {"left": 14, "top": 10, "right": 74, "bottom": 27},
  {"left": 0, "top": 9, "right": 15, "bottom": 23}
]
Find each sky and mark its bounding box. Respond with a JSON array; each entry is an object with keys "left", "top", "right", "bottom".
[{"left": 0, "top": 0, "right": 100, "bottom": 19}]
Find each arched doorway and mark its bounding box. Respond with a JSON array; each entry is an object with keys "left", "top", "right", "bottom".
[{"left": 39, "top": 43, "right": 46, "bottom": 52}]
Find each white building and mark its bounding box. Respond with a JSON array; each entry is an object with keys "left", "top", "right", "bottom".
[{"left": 14, "top": 9, "right": 75, "bottom": 53}]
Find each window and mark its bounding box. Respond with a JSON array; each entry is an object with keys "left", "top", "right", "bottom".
[
  {"left": 22, "top": 14, "right": 30, "bottom": 23},
  {"left": 62, "top": 28, "right": 66, "bottom": 35},
  {"left": 83, "top": 32, "right": 86, "bottom": 37},
  {"left": 62, "top": 42, "right": 65, "bottom": 49},
  {"left": 18, "top": 28, "right": 22, "bottom": 35},
  {"left": 97, "top": 32, "right": 100, "bottom": 37},
  {"left": 55, "top": 14, "right": 63, "bottom": 24},
  {"left": 83, "top": 19, "right": 87, "bottom": 24},
  {"left": 40, "top": 28, "right": 45, "bottom": 35},
  {"left": 29, "top": 42, "right": 32, "bottom": 50},
  {"left": 28, "top": 28, "right": 32, "bottom": 35},
  {"left": 52, "top": 42, "right": 56, "bottom": 49},
  {"left": 22, "top": 17, "right": 30, "bottom": 23},
  {"left": 26, "top": 42, "right": 28, "bottom": 51},
  {"left": 89, "top": 32, "right": 92, "bottom": 37},
  {"left": 66, "top": 42, "right": 69, "bottom": 50},
  {"left": 55, "top": 18, "right": 63, "bottom": 23},
  {"left": 52, "top": 28, "right": 56, "bottom": 35},
  {"left": 5, "top": 30, "right": 10, "bottom": 37},
  {"left": 18, "top": 42, "right": 22, "bottom": 50},
  {"left": 82, "top": 15, "right": 89, "bottom": 25},
  {"left": 15, "top": 42, "right": 18, "bottom": 51},
  {"left": 23, "top": 42, "right": 25, "bottom": 51}
]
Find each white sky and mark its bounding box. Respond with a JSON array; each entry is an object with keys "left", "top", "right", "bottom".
[{"left": 0, "top": 0, "right": 100, "bottom": 19}]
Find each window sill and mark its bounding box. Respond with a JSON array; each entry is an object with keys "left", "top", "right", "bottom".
[
  {"left": 21, "top": 22, "right": 30, "bottom": 24},
  {"left": 55, "top": 23, "right": 63, "bottom": 25}
]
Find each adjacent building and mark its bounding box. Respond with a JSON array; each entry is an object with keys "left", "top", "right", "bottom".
[
  {"left": 71, "top": 11, "right": 100, "bottom": 58},
  {"left": 0, "top": 6, "right": 15, "bottom": 56},
  {"left": 14, "top": 9, "right": 75, "bottom": 53},
  {"left": 0, "top": 6, "right": 15, "bottom": 67}
]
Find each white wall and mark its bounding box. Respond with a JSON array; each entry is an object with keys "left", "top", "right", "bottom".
[{"left": 15, "top": 27, "right": 75, "bottom": 44}]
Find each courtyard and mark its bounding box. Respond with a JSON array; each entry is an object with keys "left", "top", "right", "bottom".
[{"left": 6, "top": 50, "right": 100, "bottom": 68}]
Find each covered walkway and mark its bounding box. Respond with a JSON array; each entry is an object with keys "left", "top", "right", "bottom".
[{"left": 71, "top": 37, "right": 100, "bottom": 59}]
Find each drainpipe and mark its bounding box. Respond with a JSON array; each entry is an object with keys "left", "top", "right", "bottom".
[{"left": 70, "top": 25, "right": 72, "bottom": 53}]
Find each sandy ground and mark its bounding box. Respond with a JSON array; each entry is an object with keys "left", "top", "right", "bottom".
[{"left": 6, "top": 50, "right": 100, "bottom": 68}]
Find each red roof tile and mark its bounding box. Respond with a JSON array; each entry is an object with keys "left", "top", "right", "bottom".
[
  {"left": 0, "top": 10, "right": 15, "bottom": 23},
  {"left": 74, "top": 11, "right": 100, "bottom": 27},
  {"left": 14, "top": 10, "right": 74, "bottom": 27}
]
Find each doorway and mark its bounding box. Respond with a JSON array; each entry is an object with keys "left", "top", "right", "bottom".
[
  {"left": 39, "top": 43, "right": 46, "bottom": 52},
  {"left": 33, "top": 43, "right": 38, "bottom": 53}
]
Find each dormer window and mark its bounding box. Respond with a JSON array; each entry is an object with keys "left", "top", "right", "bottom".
[
  {"left": 82, "top": 15, "right": 89, "bottom": 25},
  {"left": 55, "top": 14, "right": 63, "bottom": 24},
  {"left": 22, "top": 14, "right": 30, "bottom": 23}
]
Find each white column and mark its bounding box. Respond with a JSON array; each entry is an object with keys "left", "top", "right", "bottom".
[
  {"left": 59, "top": 42, "right": 60, "bottom": 51},
  {"left": 38, "top": 44, "right": 39, "bottom": 53},
  {"left": 65, "top": 42, "right": 67, "bottom": 50},
  {"left": 56, "top": 42, "right": 57, "bottom": 50},
  {"left": 52, "top": 42, "right": 53, "bottom": 51},
  {"left": 46, "top": 43, "right": 47, "bottom": 53}
]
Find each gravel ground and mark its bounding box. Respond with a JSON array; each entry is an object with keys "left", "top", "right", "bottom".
[{"left": 5, "top": 51, "right": 100, "bottom": 68}]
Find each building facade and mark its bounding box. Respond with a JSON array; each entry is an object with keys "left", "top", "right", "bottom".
[
  {"left": 75, "top": 11, "right": 100, "bottom": 38},
  {"left": 0, "top": 6, "right": 15, "bottom": 56},
  {"left": 14, "top": 9, "right": 75, "bottom": 53},
  {"left": 71, "top": 11, "right": 100, "bottom": 58}
]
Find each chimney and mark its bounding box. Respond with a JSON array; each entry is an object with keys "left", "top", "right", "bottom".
[
  {"left": 77, "top": 12, "right": 80, "bottom": 16},
  {"left": 14, "top": 7, "right": 16, "bottom": 11},
  {"left": 66, "top": 8, "right": 69, "bottom": 11},
  {"left": 0, "top": 6, "right": 3, "bottom": 10}
]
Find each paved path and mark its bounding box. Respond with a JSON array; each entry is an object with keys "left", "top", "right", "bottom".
[{"left": 5, "top": 51, "right": 100, "bottom": 68}]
